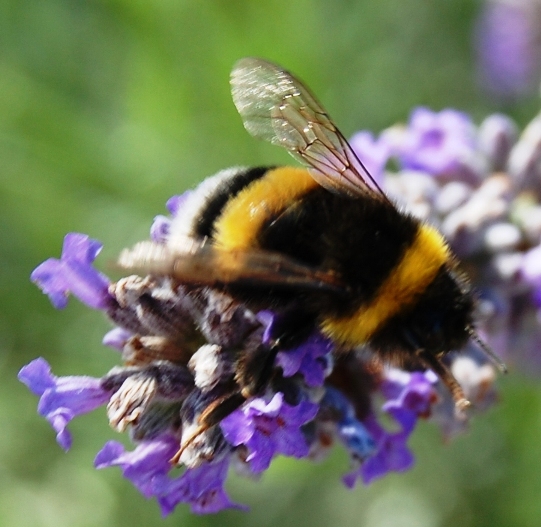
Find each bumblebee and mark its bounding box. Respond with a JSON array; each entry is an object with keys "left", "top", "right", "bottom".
[{"left": 119, "top": 58, "right": 506, "bottom": 441}]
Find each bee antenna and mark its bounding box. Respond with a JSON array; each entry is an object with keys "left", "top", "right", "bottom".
[{"left": 468, "top": 327, "right": 508, "bottom": 374}]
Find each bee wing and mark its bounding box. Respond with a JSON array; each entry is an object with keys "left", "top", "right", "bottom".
[
  {"left": 118, "top": 241, "right": 344, "bottom": 292},
  {"left": 231, "top": 57, "right": 388, "bottom": 200}
]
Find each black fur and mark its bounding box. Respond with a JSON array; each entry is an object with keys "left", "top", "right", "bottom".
[
  {"left": 195, "top": 166, "right": 270, "bottom": 238},
  {"left": 370, "top": 265, "right": 474, "bottom": 359},
  {"left": 255, "top": 186, "right": 419, "bottom": 317}
]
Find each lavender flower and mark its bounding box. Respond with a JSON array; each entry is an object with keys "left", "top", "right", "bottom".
[
  {"left": 276, "top": 333, "right": 334, "bottom": 387},
  {"left": 476, "top": 0, "right": 541, "bottom": 100},
  {"left": 357, "top": 419, "right": 414, "bottom": 485},
  {"left": 149, "top": 194, "right": 190, "bottom": 243},
  {"left": 398, "top": 108, "right": 480, "bottom": 183},
  {"left": 220, "top": 393, "right": 318, "bottom": 473},
  {"left": 349, "top": 130, "right": 390, "bottom": 183},
  {"left": 18, "top": 358, "right": 111, "bottom": 450},
  {"left": 380, "top": 369, "right": 438, "bottom": 433},
  {"left": 31, "top": 233, "right": 112, "bottom": 310},
  {"left": 94, "top": 437, "right": 179, "bottom": 498},
  {"left": 95, "top": 436, "right": 244, "bottom": 514},
  {"left": 152, "top": 457, "right": 246, "bottom": 515},
  {"left": 20, "top": 105, "right": 541, "bottom": 514}
]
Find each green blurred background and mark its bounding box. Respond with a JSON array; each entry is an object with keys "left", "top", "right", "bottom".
[{"left": 2, "top": 1, "right": 541, "bottom": 526}]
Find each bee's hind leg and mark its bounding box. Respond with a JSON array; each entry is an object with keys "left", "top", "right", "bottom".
[
  {"left": 170, "top": 342, "right": 280, "bottom": 464},
  {"left": 171, "top": 311, "right": 317, "bottom": 464}
]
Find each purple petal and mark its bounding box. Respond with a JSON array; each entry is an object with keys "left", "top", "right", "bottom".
[
  {"left": 360, "top": 430, "right": 414, "bottom": 484},
  {"left": 150, "top": 215, "right": 171, "bottom": 243},
  {"left": 47, "top": 408, "right": 74, "bottom": 450},
  {"left": 38, "top": 376, "right": 110, "bottom": 418},
  {"left": 221, "top": 393, "right": 317, "bottom": 473},
  {"left": 256, "top": 310, "right": 279, "bottom": 345},
  {"left": 400, "top": 107, "right": 477, "bottom": 178},
  {"left": 95, "top": 436, "right": 178, "bottom": 497},
  {"left": 350, "top": 130, "right": 391, "bottom": 182},
  {"left": 273, "top": 426, "right": 311, "bottom": 458},
  {"left": 259, "top": 313, "right": 334, "bottom": 387},
  {"left": 188, "top": 487, "right": 247, "bottom": 515},
  {"left": 343, "top": 414, "right": 416, "bottom": 487},
  {"left": 20, "top": 358, "right": 111, "bottom": 450},
  {"left": 247, "top": 392, "right": 283, "bottom": 416},
  {"left": 166, "top": 193, "right": 191, "bottom": 216},
  {"left": 279, "top": 398, "right": 319, "bottom": 424},
  {"left": 153, "top": 458, "right": 246, "bottom": 516},
  {"left": 31, "top": 259, "right": 70, "bottom": 309},
  {"left": 245, "top": 431, "right": 275, "bottom": 473},
  {"left": 102, "top": 327, "right": 132, "bottom": 351},
  {"left": 62, "top": 233, "right": 102, "bottom": 264},
  {"left": 31, "top": 233, "right": 112, "bottom": 310},
  {"left": 277, "top": 334, "right": 333, "bottom": 387},
  {"left": 18, "top": 358, "right": 56, "bottom": 395},
  {"left": 220, "top": 411, "right": 254, "bottom": 445},
  {"left": 94, "top": 441, "right": 125, "bottom": 467},
  {"left": 60, "top": 259, "right": 111, "bottom": 309},
  {"left": 381, "top": 369, "right": 437, "bottom": 433}
]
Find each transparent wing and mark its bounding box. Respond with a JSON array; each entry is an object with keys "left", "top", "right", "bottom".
[
  {"left": 231, "top": 57, "right": 388, "bottom": 200},
  {"left": 117, "top": 240, "right": 344, "bottom": 293}
]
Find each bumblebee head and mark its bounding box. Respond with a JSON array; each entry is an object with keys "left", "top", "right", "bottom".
[
  {"left": 397, "top": 270, "right": 506, "bottom": 373},
  {"left": 403, "top": 287, "right": 475, "bottom": 356}
]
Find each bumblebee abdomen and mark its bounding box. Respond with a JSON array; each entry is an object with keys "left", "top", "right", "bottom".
[
  {"left": 212, "top": 167, "right": 319, "bottom": 251},
  {"left": 321, "top": 223, "right": 452, "bottom": 347}
]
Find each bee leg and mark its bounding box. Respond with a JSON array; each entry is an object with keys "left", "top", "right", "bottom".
[
  {"left": 234, "top": 307, "right": 315, "bottom": 395},
  {"left": 416, "top": 350, "right": 471, "bottom": 411},
  {"left": 170, "top": 391, "right": 247, "bottom": 465},
  {"left": 171, "top": 342, "right": 281, "bottom": 464},
  {"left": 173, "top": 313, "right": 317, "bottom": 463}
]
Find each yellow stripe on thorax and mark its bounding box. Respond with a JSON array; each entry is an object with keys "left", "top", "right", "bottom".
[
  {"left": 213, "top": 167, "right": 318, "bottom": 250},
  {"left": 322, "top": 224, "right": 451, "bottom": 346}
]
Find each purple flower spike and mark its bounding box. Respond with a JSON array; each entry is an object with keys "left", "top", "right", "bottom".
[
  {"left": 31, "top": 233, "right": 112, "bottom": 310},
  {"left": 277, "top": 333, "right": 334, "bottom": 387},
  {"left": 153, "top": 458, "right": 247, "bottom": 515},
  {"left": 221, "top": 393, "right": 318, "bottom": 473},
  {"left": 19, "top": 358, "right": 111, "bottom": 450},
  {"left": 400, "top": 107, "right": 477, "bottom": 178},
  {"left": 95, "top": 436, "right": 178, "bottom": 497}
]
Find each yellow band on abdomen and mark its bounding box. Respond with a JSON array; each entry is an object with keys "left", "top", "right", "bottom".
[
  {"left": 322, "top": 223, "right": 451, "bottom": 346},
  {"left": 213, "top": 167, "right": 318, "bottom": 251}
]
